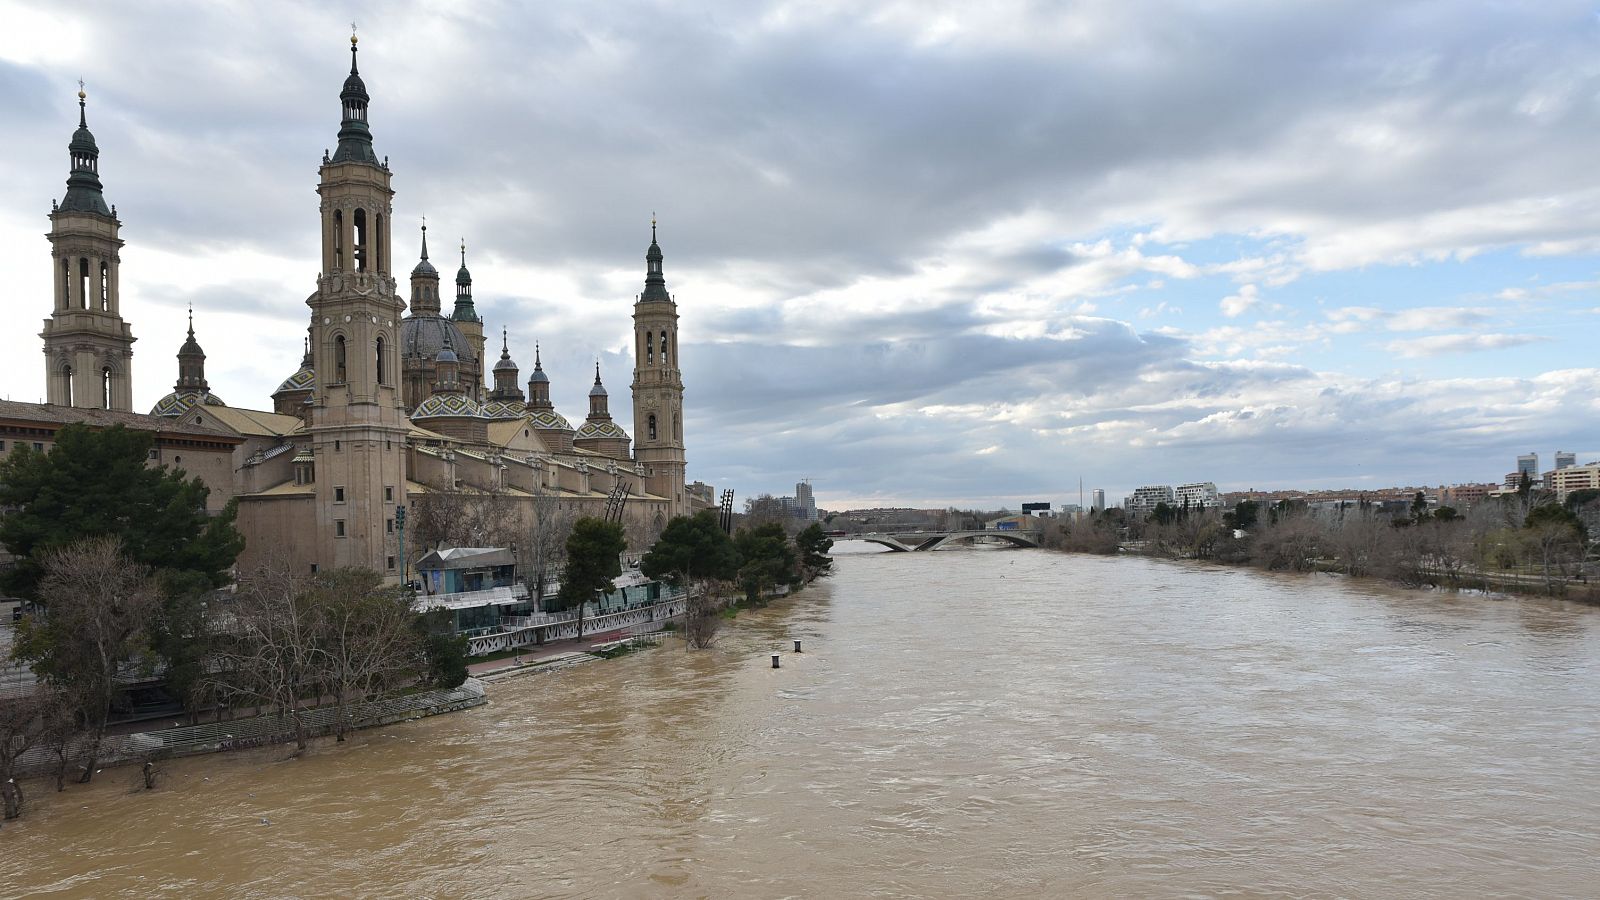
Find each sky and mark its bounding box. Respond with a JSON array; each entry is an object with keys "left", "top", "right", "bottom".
[{"left": 1, "top": 0, "right": 1597, "bottom": 511}]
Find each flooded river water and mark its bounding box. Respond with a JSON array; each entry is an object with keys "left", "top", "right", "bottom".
[{"left": 3, "top": 548, "right": 1599, "bottom": 898}]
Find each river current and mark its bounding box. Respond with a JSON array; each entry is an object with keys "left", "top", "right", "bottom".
[{"left": 3, "top": 548, "right": 1599, "bottom": 898}]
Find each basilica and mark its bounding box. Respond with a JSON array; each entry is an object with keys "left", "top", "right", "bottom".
[{"left": 11, "top": 35, "right": 704, "bottom": 581}]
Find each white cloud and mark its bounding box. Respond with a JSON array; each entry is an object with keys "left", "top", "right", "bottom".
[
  {"left": 1385, "top": 333, "right": 1548, "bottom": 358},
  {"left": 1219, "top": 284, "right": 1260, "bottom": 318}
]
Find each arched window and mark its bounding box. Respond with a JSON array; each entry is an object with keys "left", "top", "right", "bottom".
[
  {"left": 376, "top": 336, "right": 386, "bottom": 384},
  {"left": 648, "top": 414, "right": 657, "bottom": 441},
  {"left": 62, "top": 365, "right": 73, "bottom": 407},
  {"left": 374, "top": 213, "right": 383, "bottom": 273},
  {"left": 334, "top": 335, "right": 348, "bottom": 383},
  {"left": 78, "top": 258, "right": 90, "bottom": 309},
  {"left": 353, "top": 209, "right": 368, "bottom": 273},
  {"left": 660, "top": 331, "right": 669, "bottom": 365},
  {"left": 101, "top": 367, "right": 112, "bottom": 408},
  {"left": 60, "top": 258, "right": 69, "bottom": 308},
  {"left": 333, "top": 209, "right": 344, "bottom": 270},
  {"left": 99, "top": 262, "right": 109, "bottom": 310},
  {"left": 645, "top": 330, "right": 653, "bottom": 365}
]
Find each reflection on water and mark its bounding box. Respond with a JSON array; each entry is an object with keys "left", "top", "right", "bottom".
[{"left": 4, "top": 550, "right": 1600, "bottom": 898}]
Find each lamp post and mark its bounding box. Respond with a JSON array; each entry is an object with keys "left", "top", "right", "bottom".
[{"left": 395, "top": 504, "right": 408, "bottom": 588}]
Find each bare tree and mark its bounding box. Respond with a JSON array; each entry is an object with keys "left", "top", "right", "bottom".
[
  {"left": 0, "top": 688, "right": 57, "bottom": 818},
  {"left": 522, "top": 486, "right": 577, "bottom": 606},
  {"left": 306, "top": 569, "right": 421, "bottom": 741},
  {"left": 212, "top": 565, "right": 321, "bottom": 752},
  {"left": 13, "top": 537, "right": 160, "bottom": 783}
]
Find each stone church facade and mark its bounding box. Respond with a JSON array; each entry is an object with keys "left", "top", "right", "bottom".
[{"left": 12, "top": 37, "right": 701, "bottom": 583}]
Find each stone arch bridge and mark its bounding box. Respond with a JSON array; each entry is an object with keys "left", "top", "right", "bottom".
[{"left": 844, "top": 529, "right": 1041, "bottom": 552}]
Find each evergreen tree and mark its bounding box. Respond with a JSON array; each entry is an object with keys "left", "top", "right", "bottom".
[
  {"left": 795, "top": 523, "right": 834, "bottom": 578},
  {"left": 734, "top": 522, "right": 800, "bottom": 604},
  {"left": 556, "top": 517, "right": 627, "bottom": 637}
]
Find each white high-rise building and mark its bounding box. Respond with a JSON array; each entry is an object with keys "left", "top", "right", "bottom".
[
  {"left": 1092, "top": 489, "right": 1106, "bottom": 513},
  {"left": 1555, "top": 450, "right": 1577, "bottom": 470},
  {"left": 1174, "top": 482, "right": 1222, "bottom": 508},
  {"left": 1126, "top": 485, "right": 1174, "bottom": 515}
]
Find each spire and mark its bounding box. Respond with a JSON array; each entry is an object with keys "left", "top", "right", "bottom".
[
  {"left": 588, "top": 361, "right": 610, "bottom": 419},
  {"left": 60, "top": 83, "right": 111, "bottom": 217},
  {"left": 641, "top": 215, "right": 671, "bottom": 303},
  {"left": 452, "top": 238, "right": 479, "bottom": 323},
  {"left": 410, "top": 219, "right": 438, "bottom": 278},
  {"left": 175, "top": 306, "right": 208, "bottom": 391},
  {"left": 330, "top": 29, "right": 379, "bottom": 166}
]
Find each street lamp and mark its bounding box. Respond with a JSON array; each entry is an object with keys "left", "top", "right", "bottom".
[{"left": 395, "top": 504, "right": 408, "bottom": 588}]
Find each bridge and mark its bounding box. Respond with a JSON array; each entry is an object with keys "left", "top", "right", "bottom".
[{"left": 843, "top": 529, "right": 1041, "bottom": 552}]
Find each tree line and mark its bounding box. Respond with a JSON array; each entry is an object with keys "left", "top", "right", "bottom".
[{"left": 1043, "top": 485, "right": 1597, "bottom": 598}]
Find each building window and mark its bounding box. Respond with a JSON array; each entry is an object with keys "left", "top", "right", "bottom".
[
  {"left": 101, "top": 367, "right": 112, "bottom": 409},
  {"left": 384, "top": 485, "right": 394, "bottom": 502},
  {"left": 386, "top": 556, "right": 396, "bottom": 571},
  {"left": 33, "top": 442, "right": 44, "bottom": 452},
  {"left": 147, "top": 449, "right": 157, "bottom": 460},
  {"left": 99, "top": 261, "right": 109, "bottom": 311},
  {"left": 353, "top": 208, "right": 367, "bottom": 272},
  {"left": 78, "top": 258, "right": 90, "bottom": 309},
  {"left": 311, "top": 563, "right": 319, "bottom": 574},
  {"left": 660, "top": 331, "right": 669, "bottom": 365},
  {"left": 648, "top": 414, "right": 657, "bottom": 441},
  {"left": 334, "top": 335, "right": 348, "bottom": 383},
  {"left": 333, "top": 209, "right": 343, "bottom": 270},
  {"left": 376, "top": 337, "right": 386, "bottom": 384},
  {"left": 60, "top": 258, "right": 69, "bottom": 307},
  {"left": 385, "top": 518, "right": 394, "bottom": 533},
  {"left": 646, "top": 333, "right": 653, "bottom": 366},
  {"left": 0, "top": 441, "right": 6, "bottom": 451},
  {"left": 173, "top": 455, "right": 181, "bottom": 466},
  {"left": 335, "top": 520, "right": 346, "bottom": 537},
  {"left": 334, "top": 440, "right": 342, "bottom": 452},
  {"left": 334, "top": 486, "right": 346, "bottom": 503},
  {"left": 385, "top": 440, "right": 392, "bottom": 451}
]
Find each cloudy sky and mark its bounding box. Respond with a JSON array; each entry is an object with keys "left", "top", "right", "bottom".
[{"left": 2, "top": 1, "right": 1598, "bottom": 510}]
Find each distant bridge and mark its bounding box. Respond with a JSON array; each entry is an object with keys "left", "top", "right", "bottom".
[{"left": 844, "top": 529, "right": 1041, "bottom": 552}]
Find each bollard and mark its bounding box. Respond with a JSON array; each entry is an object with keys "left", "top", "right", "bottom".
[
  {"left": 794, "top": 639, "right": 802, "bottom": 653},
  {"left": 771, "top": 653, "right": 781, "bottom": 669}
]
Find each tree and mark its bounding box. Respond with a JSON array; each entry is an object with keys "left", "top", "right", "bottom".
[
  {"left": 521, "top": 484, "right": 577, "bottom": 606},
  {"left": 414, "top": 608, "right": 468, "bottom": 689},
  {"left": 0, "top": 687, "right": 65, "bottom": 819},
  {"left": 556, "top": 518, "right": 627, "bottom": 639},
  {"left": 0, "top": 424, "right": 242, "bottom": 600},
  {"left": 13, "top": 537, "right": 161, "bottom": 783},
  {"left": 734, "top": 523, "right": 800, "bottom": 605},
  {"left": 795, "top": 523, "right": 834, "bottom": 579},
  {"left": 0, "top": 424, "right": 243, "bottom": 720},
  {"left": 305, "top": 569, "right": 421, "bottom": 741},
  {"left": 212, "top": 565, "right": 321, "bottom": 751},
  {"left": 641, "top": 511, "right": 741, "bottom": 649},
  {"left": 1223, "top": 500, "right": 1259, "bottom": 532},
  {"left": 741, "top": 494, "right": 789, "bottom": 531}
]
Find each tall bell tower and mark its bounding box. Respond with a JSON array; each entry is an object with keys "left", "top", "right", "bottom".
[
  {"left": 630, "top": 220, "right": 687, "bottom": 514},
  {"left": 306, "top": 32, "right": 408, "bottom": 578},
  {"left": 41, "top": 86, "right": 135, "bottom": 410}
]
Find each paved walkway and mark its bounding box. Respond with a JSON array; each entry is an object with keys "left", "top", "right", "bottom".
[{"left": 465, "top": 624, "right": 662, "bottom": 678}]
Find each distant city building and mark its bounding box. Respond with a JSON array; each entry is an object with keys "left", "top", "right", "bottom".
[
  {"left": 1021, "top": 502, "right": 1051, "bottom": 515},
  {"left": 1548, "top": 463, "right": 1600, "bottom": 501},
  {"left": 1126, "top": 485, "right": 1175, "bottom": 516},
  {"left": 1555, "top": 451, "right": 1577, "bottom": 471},
  {"left": 1173, "top": 482, "right": 1221, "bottom": 509},
  {"left": 1092, "top": 489, "right": 1106, "bottom": 513},
  {"left": 1517, "top": 453, "right": 1539, "bottom": 479},
  {"left": 795, "top": 480, "right": 817, "bottom": 520},
  {"left": 1440, "top": 483, "right": 1497, "bottom": 508}
]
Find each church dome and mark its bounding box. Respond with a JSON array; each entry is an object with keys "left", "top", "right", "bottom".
[
  {"left": 401, "top": 315, "right": 475, "bottom": 363},
  {"left": 575, "top": 420, "right": 629, "bottom": 441},
  {"left": 273, "top": 362, "right": 315, "bottom": 396},
  {"left": 151, "top": 389, "right": 226, "bottom": 417},
  {"left": 482, "top": 399, "right": 526, "bottom": 420},
  {"left": 526, "top": 409, "right": 574, "bottom": 432},
  {"left": 411, "top": 392, "right": 489, "bottom": 421}
]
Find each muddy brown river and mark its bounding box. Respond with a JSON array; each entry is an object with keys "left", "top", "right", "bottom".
[{"left": 3, "top": 548, "right": 1599, "bottom": 898}]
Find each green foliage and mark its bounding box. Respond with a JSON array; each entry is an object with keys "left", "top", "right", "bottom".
[
  {"left": 414, "top": 607, "right": 468, "bottom": 689},
  {"left": 1151, "top": 502, "right": 1176, "bottom": 526},
  {"left": 556, "top": 518, "right": 627, "bottom": 611},
  {"left": 1565, "top": 488, "right": 1600, "bottom": 511},
  {"left": 1433, "top": 506, "right": 1459, "bottom": 523},
  {"left": 640, "top": 510, "right": 740, "bottom": 587},
  {"left": 735, "top": 522, "right": 800, "bottom": 603},
  {"left": 796, "top": 523, "right": 834, "bottom": 575},
  {"left": 0, "top": 424, "right": 244, "bottom": 600},
  {"left": 1526, "top": 503, "right": 1587, "bottom": 541},
  {"left": 1223, "top": 500, "right": 1259, "bottom": 531}
]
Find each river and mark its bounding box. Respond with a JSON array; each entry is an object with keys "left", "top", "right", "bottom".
[{"left": 3, "top": 548, "right": 1599, "bottom": 898}]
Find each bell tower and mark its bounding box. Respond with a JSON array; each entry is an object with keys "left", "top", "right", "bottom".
[
  {"left": 306, "top": 32, "right": 408, "bottom": 579},
  {"left": 41, "top": 86, "right": 135, "bottom": 410},
  {"left": 630, "top": 219, "right": 687, "bottom": 514}
]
